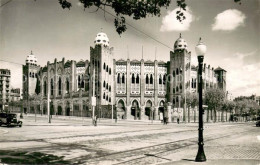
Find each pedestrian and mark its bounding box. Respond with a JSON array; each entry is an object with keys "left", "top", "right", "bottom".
[
  {"left": 177, "top": 117, "right": 180, "bottom": 124},
  {"left": 94, "top": 115, "right": 98, "bottom": 126},
  {"left": 163, "top": 117, "right": 166, "bottom": 125}
]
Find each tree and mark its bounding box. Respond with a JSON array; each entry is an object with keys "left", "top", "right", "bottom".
[
  {"left": 181, "top": 91, "right": 198, "bottom": 122},
  {"left": 204, "top": 88, "right": 225, "bottom": 122},
  {"left": 58, "top": 0, "right": 242, "bottom": 35}
]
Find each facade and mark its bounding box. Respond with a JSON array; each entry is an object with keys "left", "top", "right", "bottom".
[
  {"left": 23, "top": 32, "right": 227, "bottom": 121},
  {"left": 0, "top": 69, "right": 11, "bottom": 110}
]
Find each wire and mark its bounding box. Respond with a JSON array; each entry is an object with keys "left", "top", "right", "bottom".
[
  {"left": 0, "top": 0, "right": 12, "bottom": 8},
  {"left": 97, "top": 7, "right": 173, "bottom": 50},
  {"left": 0, "top": 60, "right": 24, "bottom": 66}
]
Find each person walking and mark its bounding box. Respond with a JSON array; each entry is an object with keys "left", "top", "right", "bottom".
[
  {"left": 94, "top": 115, "right": 98, "bottom": 126},
  {"left": 177, "top": 117, "right": 180, "bottom": 124}
]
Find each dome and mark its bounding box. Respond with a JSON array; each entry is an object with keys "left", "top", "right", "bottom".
[
  {"left": 174, "top": 33, "right": 188, "bottom": 51},
  {"left": 26, "top": 51, "right": 37, "bottom": 65},
  {"left": 94, "top": 32, "right": 109, "bottom": 47}
]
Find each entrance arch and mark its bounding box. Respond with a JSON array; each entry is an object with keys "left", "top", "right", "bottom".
[
  {"left": 131, "top": 100, "right": 140, "bottom": 120},
  {"left": 145, "top": 100, "right": 153, "bottom": 120},
  {"left": 58, "top": 106, "right": 62, "bottom": 115},
  {"left": 159, "top": 100, "right": 165, "bottom": 120},
  {"left": 65, "top": 102, "right": 70, "bottom": 116},
  {"left": 117, "top": 99, "right": 126, "bottom": 119}
]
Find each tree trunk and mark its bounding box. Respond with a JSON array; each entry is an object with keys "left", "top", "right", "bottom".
[{"left": 188, "top": 106, "right": 190, "bottom": 123}]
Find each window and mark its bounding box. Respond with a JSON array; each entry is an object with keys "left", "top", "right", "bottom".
[
  {"left": 173, "top": 99, "right": 175, "bottom": 105},
  {"left": 173, "top": 88, "right": 175, "bottom": 93},
  {"left": 106, "top": 65, "right": 108, "bottom": 72},
  {"left": 163, "top": 75, "right": 166, "bottom": 85},
  {"left": 176, "top": 96, "right": 179, "bottom": 102},
  {"left": 136, "top": 74, "right": 140, "bottom": 84},
  {"left": 146, "top": 74, "right": 149, "bottom": 84},
  {"left": 109, "top": 86, "right": 111, "bottom": 92},
  {"left": 103, "top": 63, "right": 106, "bottom": 70},
  {"left": 44, "top": 81, "right": 47, "bottom": 96},
  {"left": 29, "top": 72, "right": 32, "bottom": 77},
  {"left": 106, "top": 83, "right": 108, "bottom": 90},
  {"left": 66, "top": 78, "right": 69, "bottom": 93},
  {"left": 109, "top": 68, "right": 111, "bottom": 75},
  {"left": 122, "top": 74, "right": 125, "bottom": 84},
  {"left": 103, "top": 81, "right": 106, "bottom": 87},
  {"left": 176, "top": 68, "right": 179, "bottom": 75},
  {"left": 176, "top": 86, "right": 179, "bottom": 92},
  {"left": 159, "top": 75, "right": 162, "bottom": 84},
  {"left": 117, "top": 73, "right": 120, "bottom": 83},
  {"left": 103, "top": 93, "right": 105, "bottom": 99},
  {"left": 78, "top": 75, "right": 81, "bottom": 87},
  {"left": 106, "top": 95, "right": 108, "bottom": 101},
  {"left": 173, "top": 71, "right": 175, "bottom": 77},
  {"left": 97, "top": 40, "right": 101, "bottom": 42},
  {"left": 58, "top": 77, "right": 62, "bottom": 95},
  {"left": 180, "top": 67, "right": 182, "bottom": 74},
  {"left": 81, "top": 80, "right": 84, "bottom": 89},
  {"left": 132, "top": 74, "right": 135, "bottom": 84},
  {"left": 180, "top": 84, "right": 182, "bottom": 90},
  {"left": 150, "top": 75, "right": 153, "bottom": 84},
  {"left": 51, "top": 79, "right": 54, "bottom": 95}
]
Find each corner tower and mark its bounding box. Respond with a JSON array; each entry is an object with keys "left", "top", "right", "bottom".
[
  {"left": 90, "top": 32, "right": 114, "bottom": 114},
  {"left": 168, "top": 34, "right": 191, "bottom": 108}
]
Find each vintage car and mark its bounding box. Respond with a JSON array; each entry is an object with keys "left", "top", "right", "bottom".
[{"left": 0, "top": 113, "right": 22, "bottom": 127}]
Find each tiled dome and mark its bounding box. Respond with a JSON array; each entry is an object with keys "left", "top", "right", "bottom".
[
  {"left": 26, "top": 51, "right": 37, "bottom": 65},
  {"left": 174, "top": 34, "right": 188, "bottom": 51},
  {"left": 94, "top": 32, "right": 109, "bottom": 47}
]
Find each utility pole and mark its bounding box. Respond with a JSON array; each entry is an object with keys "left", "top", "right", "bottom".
[
  {"left": 92, "top": 67, "right": 96, "bottom": 125},
  {"left": 47, "top": 82, "right": 51, "bottom": 123}
]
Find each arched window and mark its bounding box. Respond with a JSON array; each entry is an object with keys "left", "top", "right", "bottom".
[
  {"left": 191, "top": 78, "right": 194, "bottom": 88},
  {"left": 122, "top": 73, "right": 125, "bottom": 84},
  {"left": 136, "top": 74, "right": 140, "bottom": 84},
  {"left": 173, "top": 71, "right": 175, "bottom": 77},
  {"left": 146, "top": 74, "right": 149, "bottom": 84},
  {"left": 106, "top": 65, "right": 108, "bottom": 72},
  {"left": 176, "top": 86, "right": 179, "bottom": 92},
  {"left": 194, "top": 79, "right": 197, "bottom": 88},
  {"left": 81, "top": 80, "right": 84, "bottom": 89},
  {"left": 176, "top": 68, "right": 179, "bottom": 75},
  {"left": 117, "top": 73, "right": 121, "bottom": 83},
  {"left": 51, "top": 79, "right": 54, "bottom": 95},
  {"left": 173, "top": 99, "right": 175, "bottom": 105},
  {"left": 163, "top": 74, "right": 166, "bottom": 85},
  {"left": 173, "top": 88, "right": 175, "bottom": 93},
  {"left": 150, "top": 75, "right": 153, "bottom": 84},
  {"left": 132, "top": 74, "right": 135, "bottom": 84},
  {"left": 103, "top": 81, "right": 106, "bottom": 87},
  {"left": 66, "top": 78, "right": 69, "bottom": 93},
  {"left": 103, "top": 63, "right": 106, "bottom": 70},
  {"left": 180, "top": 84, "right": 182, "bottom": 90},
  {"left": 109, "top": 68, "right": 111, "bottom": 75},
  {"left": 180, "top": 67, "right": 182, "bottom": 74},
  {"left": 32, "top": 73, "right": 35, "bottom": 78},
  {"left": 44, "top": 81, "right": 47, "bottom": 96},
  {"left": 78, "top": 75, "right": 81, "bottom": 87},
  {"left": 58, "top": 77, "right": 62, "bottom": 95},
  {"left": 103, "top": 93, "right": 105, "bottom": 99},
  {"left": 106, "top": 83, "right": 108, "bottom": 90},
  {"left": 106, "top": 95, "right": 108, "bottom": 101},
  {"left": 109, "top": 97, "right": 111, "bottom": 102},
  {"left": 109, "top": 85, "right": 111, "bottom": 92},
  {"left": 176, "top": 96, "right": 179, "bottom": 102},
  {"left": 29, "top": 72, "right": 32, "bottom": 77},
  {"left": 159, "top": 75, "right": 162, "bottom": 84}
]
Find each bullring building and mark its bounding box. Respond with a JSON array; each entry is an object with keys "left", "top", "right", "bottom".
[{"left": 23, "top": 32, "right": 226, "bottom": 121}]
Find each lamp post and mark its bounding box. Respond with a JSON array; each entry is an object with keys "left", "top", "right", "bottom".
[{"left": 195, "top": 38, "right": 207, "bottom": 162}]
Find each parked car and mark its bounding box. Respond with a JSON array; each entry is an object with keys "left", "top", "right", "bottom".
[
  {"left": 256, "top": 117, "right": 260, "bottom": 127},
  {"left": 0, "top": 113, "right": 22, "bottom": 127}
]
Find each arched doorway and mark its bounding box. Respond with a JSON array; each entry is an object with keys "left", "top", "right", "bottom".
[
  {"left": 145, "top": 100, "right": 153, "bottom": 120},
  {"left": 58, "top": 106, "right": 62, "bottom": 115},
  {"left": 159, "top": 100, "right": 165, "bottom": 121},
  {"left": 66, "top": 102, "right": 70, "bottom": 116},
  {"left": 117, "top": 99, "right": 126, "bottom": 119},
  {"left": 131, "top": 100, "right": 140, "bottom": 120}
]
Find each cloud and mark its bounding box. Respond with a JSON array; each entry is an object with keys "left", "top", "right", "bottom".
[
  {"left": 160, "top": 8, "right": 193, "bottom": 32},
  {"left": 223, "top": 51, "right": 260, "bottom": 97},
  {"left": 212, "top": 9, "right": 246, "bottom": 31}
]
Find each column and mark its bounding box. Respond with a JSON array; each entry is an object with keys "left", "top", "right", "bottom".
[{"left": 154, "top": 106, "right": 159, "bottom": 120}]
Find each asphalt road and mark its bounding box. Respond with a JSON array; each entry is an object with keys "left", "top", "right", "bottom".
[{"left": 0, "top": 115, "right": 259, "bottom": 165}]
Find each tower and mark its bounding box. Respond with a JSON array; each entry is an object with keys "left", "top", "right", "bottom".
[
  {"left": 23, "top": 51, "right": 40, "bottom": 100},
  {"left": 168, "top": 34, "right": 191, "bottom": 108},
  {"left": 214, "top": 67, "right": 226, "bottom": 92},
  {"left": 90, "top": 32, "right": 114, "bottom": 115}
]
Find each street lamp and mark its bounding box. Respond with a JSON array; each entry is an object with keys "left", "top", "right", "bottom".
[{"left": 195, "top": 38, "right": 207, "bottom": 162}]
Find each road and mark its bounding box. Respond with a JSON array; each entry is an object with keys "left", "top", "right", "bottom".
[{"left": 0, "top": 115, "right": 259, "bottom": 165}]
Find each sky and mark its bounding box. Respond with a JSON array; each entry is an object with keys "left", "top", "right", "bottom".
[{"left": 0, "top": 0, "right": 259, "bottom": 98}]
